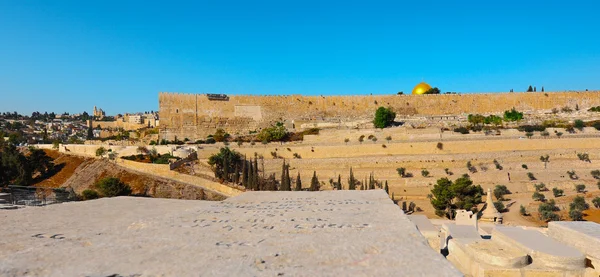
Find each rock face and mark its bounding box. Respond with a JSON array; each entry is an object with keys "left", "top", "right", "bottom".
[{"left": 0, "top": 190, "right": 460, "bottom": 276}]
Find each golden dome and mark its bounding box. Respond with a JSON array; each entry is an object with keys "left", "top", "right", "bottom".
[{"left": 412, "top": 82, "right": 432, "bottom": 95}]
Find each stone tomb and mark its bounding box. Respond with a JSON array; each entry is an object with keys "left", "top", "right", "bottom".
[{"left": 0, "top": 190, "right": 460, "bottom": 276}]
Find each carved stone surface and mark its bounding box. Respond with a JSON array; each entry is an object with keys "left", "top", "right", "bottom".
[{"left": 0, "top": 190, "right": 460, "bottom": 276}]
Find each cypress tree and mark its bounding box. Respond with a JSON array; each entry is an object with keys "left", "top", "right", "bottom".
[
  {"left": 242, "top": 159, "right": 248, "bottom": 188},
  {"left": 348, "top": 167, "right": 356, "bottom": 190},
  {"left": 310, "top": 171, "right": 320, "bottom": 191},
  {"left": 253, "top": 157, "right": 259, "bottom": 191},
  {"left": 541, "top": 86, "right": 544, "bottom": 92},
  {"left": 234, "top": 162, "right": 240, "bottom": 184},
  {"left": 222, "top": 154, "right": 229, "bottom": 182},
  {"left": 337, "top": 174, "right": 342, "bottom": 190},
  {"left": 527, "top": 85, "right": 533, "bottom": 92},
  {"left": 281, "top": 160, "right": 286, "bottom": 189},
  {"left": 248, "top": 161, "right": 254, "bottom": 190},
  {"left": 385, "top": 180, "right": 389, "bottom": 194},
  {"left": 295, "top": 172, "right": 302, "bottom": 191},
  {"left": 281, "top": 161, "right": 291, "bottom": 191}
]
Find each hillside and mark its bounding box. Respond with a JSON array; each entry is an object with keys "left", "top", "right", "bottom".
[{"left": 34, "top": 150, "right": 225, "bottom": 201}]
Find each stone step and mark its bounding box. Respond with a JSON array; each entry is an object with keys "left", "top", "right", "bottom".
[{"left": 492, "top": 226, "right": 585, "bottom": 270}]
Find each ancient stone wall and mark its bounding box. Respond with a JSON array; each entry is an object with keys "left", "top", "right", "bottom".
[{"left": 159, "top": 91, "right": 600, "bottom": 140}]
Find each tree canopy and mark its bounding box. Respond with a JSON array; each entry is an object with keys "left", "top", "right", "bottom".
[
  {"left": 429, "top": 174, "right": 484, "bottom": 219},
  {"left": 373, "top": 107, "right": 396, "bottom": 128}
]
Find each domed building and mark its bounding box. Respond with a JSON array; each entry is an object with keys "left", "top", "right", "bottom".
[{"left": 412, "top": 82, "right": 432, "bottom": 95}]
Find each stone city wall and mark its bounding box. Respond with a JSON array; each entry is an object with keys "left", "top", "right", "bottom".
[{"left": 159, "top": 91, "right": 600, "bottom": 140}]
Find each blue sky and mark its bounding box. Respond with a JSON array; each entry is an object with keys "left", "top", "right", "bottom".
[{"left": 1, "top": 1, "right": 599, "bottom": 115}]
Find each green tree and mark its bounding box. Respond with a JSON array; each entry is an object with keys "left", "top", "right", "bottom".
[
  {"left": 280, "top": 160, "right": 291, "bottom": 191},
  {"left": 592, "top": 197, "right": 600, "bottom": 208},
  {"left": 81, "top": 189, "right": 99, "bottom": 200},
  {"left": 574, "top": 120, "right": 585, "bottom": 131},
  {"left": 519, "top": 205, "right": 528, "bottom": 216},
  {"left": 540, "top": 155, "right": 549, "bottom": 169},
  {"left": 396, "top": 167, "right": 406, "bottom": 178},
  {"left": 429, "top": 174, "right": 483, "bottom": 219},
  {"left": 527, "top": 85, "right": 533, "bottom": 92},
  {"left": 569, "top": 196, "right": 589, "bottom": 211},
  {"left": 569, "top": 209, "right": 584, "bottom": 221},
  {"left": 503, "top": 108, "right": 524, "bottom": 122},
  {"left": 95, "top": 147, "right": 107, "bottom": 158},
  {"left": 532, "top": 191, "right": 545, "bottom": 202},
  {"left": 310, "top": 171, "right": 320, "bottom": 191},
  {"left": 96, "top": 177, "right": 132, "bottom": 197},
  {"left": 424, "top": 87, "right": 441, "bottom": 94},
  {"left": 373, "top": 107, "right": 396, "bottom": 128},
  {"left": 257, "top": 122, "right": 287, "bottom": 142},
  {"left": 421, "top": 169, "right": 430, "bottom": 177},
  {"left": 207, "top": 147, "right": 243, "bottom": 182},
  {"left": 552, "top": 187, "right": 564, "bottom": 197},
  {"left": 348, "top": 167, "right": 357, "bottom": 190},
  {"left": 575, "top": 184, "right": 586, "bottom": 193},
  {"left": 493, "top": 185, "right": 510, "bottom": 200},
  {"left": 295, "top": 172, "right": 302, "bottom": 191}
]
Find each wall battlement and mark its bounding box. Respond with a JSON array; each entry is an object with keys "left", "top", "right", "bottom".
[{"left": 159, "top": 91, "right": 600, "bottom": 140}]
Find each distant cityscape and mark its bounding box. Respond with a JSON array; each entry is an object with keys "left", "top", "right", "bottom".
[{"left": 0, "top": 107, "right": 159, "bottom": 146}]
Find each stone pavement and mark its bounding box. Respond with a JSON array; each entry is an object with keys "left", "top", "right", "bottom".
[{"left": 0, "top": 190, "right": 460, "bottom": 277}]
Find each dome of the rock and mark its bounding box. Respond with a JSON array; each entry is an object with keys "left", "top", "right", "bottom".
[{"left": 412, "top": 82, "right": 432, "bottom": 95}]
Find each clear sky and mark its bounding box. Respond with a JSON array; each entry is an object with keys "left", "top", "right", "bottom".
[{"left": 1, "top": 0, "right": 599, "bottom": 115}]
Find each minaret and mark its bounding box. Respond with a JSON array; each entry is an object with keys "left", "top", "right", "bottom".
[{"left": 480, "top": 188, "right": 503, "bottom": 224}]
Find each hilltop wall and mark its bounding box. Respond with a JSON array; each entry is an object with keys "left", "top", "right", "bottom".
[{"left": 159, "top": 91, "right": 600, "bottom": 140}]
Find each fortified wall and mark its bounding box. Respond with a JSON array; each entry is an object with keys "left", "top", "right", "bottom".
[{"left": 159, "top": 91, "right": 600, "bottom": 140}]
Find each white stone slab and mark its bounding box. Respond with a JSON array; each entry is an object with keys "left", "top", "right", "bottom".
[
  {"left": 492, "top": 226, "right": 585, "bottom": 270},
  {"left": 408, "top": 214, "right": 438, "bottom": 239},
  {"left": 547, "top": 221, "right": 600, "bottom": 260},
  {"left": 0, "top": 190, "right": 461, "bottom": 277}
]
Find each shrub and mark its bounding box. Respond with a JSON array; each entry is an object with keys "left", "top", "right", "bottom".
[
  {"left": 293, "top": 153, "right": 301, "bottom": 159},
  {"left": 570, "top": 196, "right": 589, "bottom": 211},
  {"left": 96, "top": 177, "right": 132, "bottom": 197},
  {"left": 577, "top": 153, "right": 591, "bottom": 163},
  {"left": 95, "top": 147, "right": 107, "bottom": 157},
  {"left": 257, "top": 122, "right": 287, "bottom": 142},
  {"left": 344, "top": 138, "right": 349, "bottom": 144},
  {"left": 436, "top": 142, "right": 443, "bottom": 150},
  {"left": 525, "top": 132, "right": 534, "bottom": 139},
  {"left": 454, "top": 127, "right": 469, "bottom": 134},
  {"left": 592, "top": 197, "right": 600, "bottom": 208},
  {"left": 552, "top": 187, "right": 564, "bottom": 197},
  {"left": 569, "top": 209, "right": 584, "bottom": 221},
  {"left": 81, "top": 189, "right": 99, "bottom": 200},
  {"left": 532, "top": 192, "right": 545, "bottom": 202},
  {"left": 385, "top": 136, "right": 392, "bottom": 142},
  {"left": 373, "top": 107, "right": 396, "bottom": 128},
  {"left": 504, "top": 108, "right": 523, "bottom": 122},
  {"left": 522, "top": 164, "right": 528, "bottom": 169},
  {"left": 421, "top": 169, "right": 430, "bottom": 177},
  {"left": 591, "top": 170, "right": 600, "bottom": 179},
  {"left": 358, "top": 135, "right": 365, "bottom": 144},
  {"left": 527, "top": 172, "right": 536, "bottom": 181},
  {"left": 518, "top": 125, "right": 546, "bottom": 132},
  {"left": 493, "top": 185, "right": 510, "bottom": 200},
  {"left": 519, "top": 205, "right": 528, "bottom": 216},
  {"left": 575, "top": 184, "right": 586, "bottom": 193},
  {"left": 213, "top": 128, "right": 227, "bottom": 142},
  {"left": 493, "top": 159, "right": 503, "bottom": 170},
  {"left": 574, "top": 119, "right": 585, "bottom": 130},
  {"left": 534, "top": 183, "right": 547, "bottom": 192},
  {"left": 396, "top": 167, "right": 406, "bottom": 177},
  {"left": 494, "top": 201, "right": 505, "bottom": 212},
  {"left": 467, "top": 161, "right": 477, "bottom": 173},
  {"left": 567, "top": 170, "right": 578, "bottom": 180},
  {"left": 444, "top": 168, "right": 453, "bottom": 175}
]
